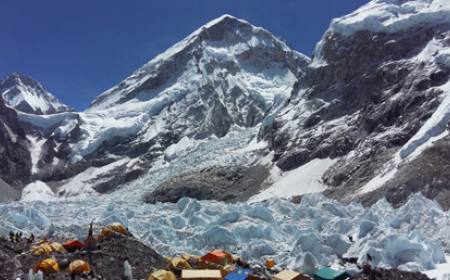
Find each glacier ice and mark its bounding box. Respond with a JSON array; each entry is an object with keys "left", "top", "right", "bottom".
[{"left": 1, "top": 192, "right": 448, "bottom": 274}]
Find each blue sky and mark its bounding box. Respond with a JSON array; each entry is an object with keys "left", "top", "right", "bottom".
[{"left": 0, "top": 0, "right": 368, "bottom": 110}]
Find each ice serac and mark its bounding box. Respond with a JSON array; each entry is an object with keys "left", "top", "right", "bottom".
[
  {"left": 15, "top": 15, "right": 309, "bottom": 197},
  {"left": 260, "top": 0, "right": 450, "bottom": 208},
  {"left": 0, "top": 73, "right": 72, "bottom": 115}
]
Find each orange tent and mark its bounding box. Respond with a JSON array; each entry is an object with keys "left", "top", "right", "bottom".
[
  {"left": 69, "top": 259, "right": 91, "bottom": 274},
  {"left": 34, "top": 258, "right": 60, "bottom": 274},
  {"left": 201, "top": 250, "right": 233, "bottom": 266},
  {"left": 98, "top": 222, "right": 128, "bottom": 240}
]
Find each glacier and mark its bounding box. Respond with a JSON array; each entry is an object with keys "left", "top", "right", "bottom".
[
  {"left": 0, "top": 191, "right": 448, "bottom": 275},
  {"left": 3, "top": 121, "right": 448, "bottom": 276}
]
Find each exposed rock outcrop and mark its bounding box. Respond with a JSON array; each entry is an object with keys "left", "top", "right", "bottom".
[
  {"left": 0, "top": 96, "right": 32, "bottom": 188},
  {"left": 144, "top": 165, "right": 269, "bottom": 203}
]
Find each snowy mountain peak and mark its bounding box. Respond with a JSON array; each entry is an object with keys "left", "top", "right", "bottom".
[
  {"left": 311, "top": 0, "right": 450, "bottom": 67},
  {"left": 329, "top": 0, "right": 450, "bottom": 36},
  {"left": 201, "top": 14, "right": 249, "bottom": 29},
  {"left": 0, "top": 73, "right": 72, "bottom": 115},
  {"left": 89, "top": 14, "right": 309, "bottom": 111}
]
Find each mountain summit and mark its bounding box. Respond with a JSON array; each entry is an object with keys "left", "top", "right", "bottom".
[
  {"left": 0, "top": 73, "right": 72, "bottom": 115},
  {"left": 89, "top": 14, "right": 309, "bottom": 112}
]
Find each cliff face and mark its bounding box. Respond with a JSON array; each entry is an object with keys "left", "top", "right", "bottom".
[
  {"left": 0, "top": 96, "right": 31, "bottom": 188},
  {"left": 260, "top": 8, "right": 450, "bottom": 206}
]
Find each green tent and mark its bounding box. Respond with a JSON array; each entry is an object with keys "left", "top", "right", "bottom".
[{"left": 313, "top": 267, "right": 349, "bottom": 280}]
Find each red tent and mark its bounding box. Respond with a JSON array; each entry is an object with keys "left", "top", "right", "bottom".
[{"left": 63, "top": 240, "right": 86, "bottom": 252}]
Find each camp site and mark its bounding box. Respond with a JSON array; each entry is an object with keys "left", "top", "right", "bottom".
[{"left": 0, "top": 222, "right": 435, "bottom": 279}]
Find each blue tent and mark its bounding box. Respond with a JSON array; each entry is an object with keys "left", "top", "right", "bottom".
[
  {"left": 225, "top": 269, "right": 253, "bottom": 280},
  {"left": 313, "top": 267, "right": 349, "bottom": 280}
]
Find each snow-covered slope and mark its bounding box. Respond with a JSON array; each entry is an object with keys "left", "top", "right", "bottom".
[
  {"left": 330, "top": 0, "right": 450, "bottom": 36},
  {"left": 21, "top": 181, "right": 55, "bottom": 202},
  {"left": 0, "top": 73, "right": 72, "bottom": 115}
]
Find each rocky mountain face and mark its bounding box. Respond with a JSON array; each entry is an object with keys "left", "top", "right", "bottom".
[
  {"left": 260, "top": 0, "right": 450, "bottom": 208},
  {"left": 0, "top": 73, "right": 72, "bottom": 115},
  {"left": 0, "top": 95, "right": 31, "bottom": 189}
]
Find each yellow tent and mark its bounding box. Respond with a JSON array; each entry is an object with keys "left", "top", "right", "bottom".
[
  {"left": 170, "top": 256, "right": 192, "bottom": 269},
  {"left": 69, "top": 259, "right": 91, "bottom": 274},
  {"left": 99, "top": 222, "right": 128, "bottom": 239},
  {"left": 149, "top": 269, "right": 177, "bottom": 280},
  {"left": 108, "top": 222, "right": 127, "bottom": 234},
  {"left": 34, "top": 258, "right": 60, "bottom": 274},
  {"left": 50, "top": 242, "right": 67, "bottom": 253},
  {"left": 32, "top": 242, "right": 67, "bottom": 255},
  {"left": 31, "top": 243, "right": 53, "bottom": 256}
]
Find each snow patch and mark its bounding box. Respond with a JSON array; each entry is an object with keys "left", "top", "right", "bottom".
[
  {"left": 359, "top": 166, "right": 398, "bottom": 194},
  {"left": 399, "top": 80, "right": 450, "bottom": 159},
  {"left": 425, "top": 256, "right": 450, "bottom": 280},
  {"left": 59, "top": 158, "right": 130, "bottom": 197},
  {"left": 250, "top": 158, "right": 337, "bottom": 202},
  {"left": 21, "top": 181, "right": 55, "bottom": 202},
  {"left": 27, "top": 136, "right": 47, "bottom": 174}
]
